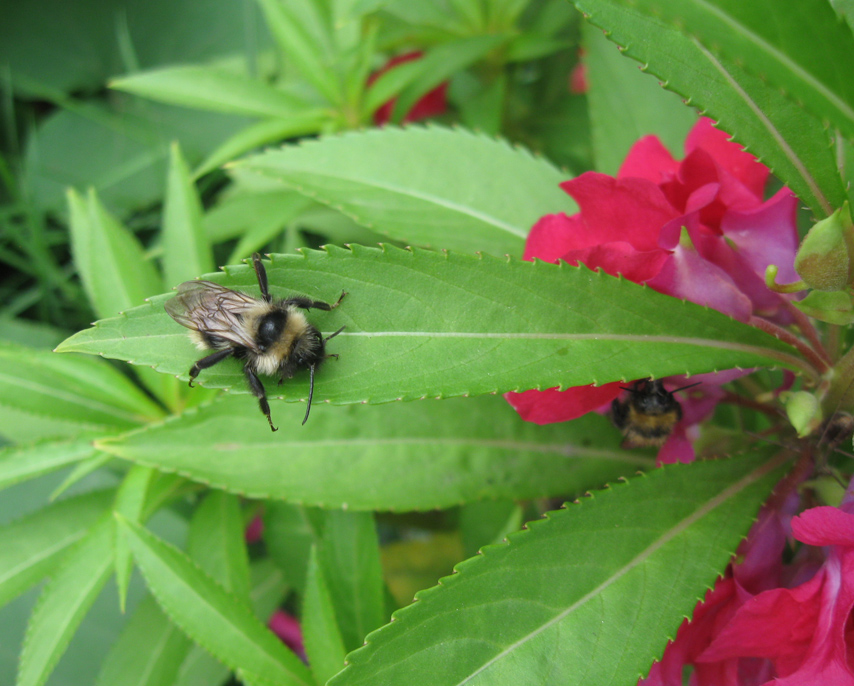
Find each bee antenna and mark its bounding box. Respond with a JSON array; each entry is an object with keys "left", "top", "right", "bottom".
[
  {"left": 673, "top": 381, "right": 702, "bottom": 394},
  {"left": 325, "top": 325, "right": 345, "bottom": 343},
  {"left": 303, "top": 364, "right": 316, "bottom": 425}
]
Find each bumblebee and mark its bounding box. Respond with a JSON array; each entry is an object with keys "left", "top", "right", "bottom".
[
  {"left": 165, "top": 253, "right": 345, "bottom": 430},
  {"left": 611, "top": 379, "right": 699, "bottom": 448}
]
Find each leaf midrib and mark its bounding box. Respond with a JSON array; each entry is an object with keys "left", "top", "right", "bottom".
[{"left": 452, "top": 452, "right": 789, "bottom": 685}]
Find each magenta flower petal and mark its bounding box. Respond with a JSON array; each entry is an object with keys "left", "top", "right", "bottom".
[
  {"left": 646, "top": 245, "right": 753, "bottom": 321},
  {"left": 269, "top": 610, "right": 305, "bottom": 659},
  {"left": 685, "top": 118, "right": 769, "bottom": 200},
  {"left": 559, "top": 173, "right": 678, "bottom": 251},
  {"left": 522, "top": 213, "right": 583, "bottom": 263},
  {"left": 655, "top": 424, "right": 694, "bottom": 464},
  {"left": 504, "top": 383, "right": 623, "bottom": 425},
  {"left": 561, "top": 242, "right": 669, "bottom": 282},
  {"left": 792, "top": 506, "right": 854, "bottom": 548},
  {"left": 618, "top": 135, "right": 680, "bottom": 183},
  {"left": 720, "top": 188, "right": 800, "bottom": 285}
]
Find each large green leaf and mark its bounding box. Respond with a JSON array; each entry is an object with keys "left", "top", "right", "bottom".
[
  {"left": 583, "top": 21, "right": 697, "bottom": 174},
  {"left": 302, "top": 546, "right": 347, "bottom": 685},
  {"left": 17, "top": 516, "right": 114, "bottom": 686},
  {"left": 0, "top": 437, "right": 99, "bottom": 493},
  {"left": 0, "top": 490, "right": 113, "bottom": 609},
  {"left": 318, "top": 511, "right": 385, "bottom": 651},
  {"left": 574, "top": 0, "right": 847, "bottom": 218},
  {"left": 67, "top": 188, "right": 163, "bottom": 321},
  {"left": 117, "top": 515, "right": 313, "bottom": 686},
  {"left": 111, "top": 66, "right": 321, "bottom": 119},
  {"left": 57, "top": 248, "right": 810, "bottom": 408},
  {"left": 162, "top": 142, "right": 214, "bottom": 287},
  {"left": 95, "top": 596, "right": 191, "bottom": 686},
  {"left": 592, "top": 0, "right": 854, "bottom": 150},
  {"left": 0, "top": 341, "right": 163, "bottom": 442},
  {"left": 114, "top": 466, "right": 157, "bottom": 612},
  {"left": 174, "top": 560, "right": 290, "bottom": 686},
  {"left": 256, "top": 0, "right": 342, "bottom": 104},
  {"left": 0, "top": 0, "right": 253, "bottom": 97},
  {"left": 330, "top": 452, "right": 789, "bottom": 686},
  {"left": 187, "top": 490, "right": 252, "bottom": 604},
  {"left": 27, "top": 101, "right": 246, "bottom": 217},
  {"left": 232, "top": 126, "right": 576, "bottom": 255},
  {"left": 95, "top": 394, "right": 651, "bottom": 511}
]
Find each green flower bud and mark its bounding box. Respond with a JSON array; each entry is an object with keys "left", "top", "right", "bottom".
[
  {"left": 784, "top": 391, "right": 823, "bottom": 438},
  {"left": 795, "top": 203, "right": 854, "bottom": 291}
]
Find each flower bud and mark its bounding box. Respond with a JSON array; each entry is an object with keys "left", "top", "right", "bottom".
[
  {"left": 784, "top": 391, "right": 823, "bottom": 438},
  {"left": 794, "top": 203, "right": 854, "bottom": 291}
]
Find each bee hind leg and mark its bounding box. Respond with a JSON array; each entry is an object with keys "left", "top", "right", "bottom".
[
  {"left": 244, "top": 364, "right": 278, "bottom": 432},
  {"left": 189, "top": 349, "right": 234, "bottom": 387}
]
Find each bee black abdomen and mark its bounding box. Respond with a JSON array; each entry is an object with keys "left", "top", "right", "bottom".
[{"left": 621, "top": 405, "right": 679, "bottom": 447}]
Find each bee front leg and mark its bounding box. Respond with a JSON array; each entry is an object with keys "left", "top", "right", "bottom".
[
  {"left": 244, "top": 364, "right": 278, "bottom": 432},
  {"left": 189, "top": 349, "right": 234, "bottom": 387}
]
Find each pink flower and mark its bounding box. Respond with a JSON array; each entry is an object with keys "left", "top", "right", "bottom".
[
  {"left": 639, "top": 493, "right": 800, "bottom": 686},
  {"left": 369, "top": 52, "right": 448, "bottom": 125},
  {"left": 245, "top": 514, "right": 264, "bottom": 543},
  {"left": 697, "top": 505, "right": 854, "bottom": 685},
  {"left": 506, "top": 118, "right": 800, "bottom": 459},
  {"left": 269, "top": 609, "right": 306, "bottom": 660}
]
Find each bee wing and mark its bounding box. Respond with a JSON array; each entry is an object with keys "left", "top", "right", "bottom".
[{"left": 165, "top": 281, "right": 260, "bottom": 351}]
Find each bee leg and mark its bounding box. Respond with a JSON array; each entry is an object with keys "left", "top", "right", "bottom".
[
  {"left": 244, "top": 364, "right": 278, "bottom": 432},
  {"left": 284, "top": 291, "right": 347, "bottom": 311},
  {"left": 189, "top": 349, "right": 234, "bottom": 387},
  {"left": 252, "top": 253, "right": 272, "bottom": 303}
]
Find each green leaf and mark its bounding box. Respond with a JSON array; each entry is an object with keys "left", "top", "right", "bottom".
[
  {"left": 583, "top": 21, "right": 696, "bottom": 174},
  {"left": 175, "top": 560, "right": 289, "bottom": 686},
  {"left": 589, "top": 0, "right": 854, "bottom": 154},
  {"left": 232, "top": 127, "right": 575, "bottom": 255},
  {"left": 58, "top": 248, "right": 811, "bottom": 408},
  {"left": 574, "top": 0, "right": 847, "bottom": 218},
  {"left": 67, "top": 187, "right": 162, "bottom": 320},
  {"left": 257, "top": 0, "right": 342, "bottom": 104},
  {"left": 27, "top": 100, "right": 246, "bottom": 216},
  {"left": 264, "top": 502, "right": 326, "bottom": 593},
  {"left": 194, "top": 117, "right": 329, "bottom": 178},
  {"left": 94, "top": 394, "right": 650, "bottom": 511},
  {"left": 391, "top": 35, "right": 508, "bottom": 122},
  {"left": 460, "top": 500, "right": 523, "bottom": 558},
  {"left": 0, "top": 489, "right": 113, "bottom": 608},
  {"left": 117, "top": 515, "right": 313, "bottom": 686},
  {"left": 67, "top": 187, "right": 180, "bottom": 404},
  {"left": 318, "top": 511, "right": 385, "bottom": 652},
  {"left": 330, "top": 452, "right": 789, "bottom": 686},
  {"left": 0, "top": 437, "right": 99, "bottom": 493},
  {"left": 114, "top": 466, "right": 157, "bottom": 612},
  {"left": 17, "top": 516, "right": 114, "bottom": 686},
  {"left": 49, "top": 452, "right": 114, "bottom": 501},
  {"left": 95, "top": 595, "right": 191, "bottom": 686},
  {"left": 0, "top": 0, "right": 254, "bottom": 97},
  {"left": 0, "top": 341, "right": 163, "bottom": 442},
  {"left": 110, "top": 66, "right": 320, "bottom": 119},
  {"left": 302, "top": 546, "right": 347, "bottom": 684},
  {"left": 163, "top": 142, "right": 214, "bottom": 286},
  {"left": 363, "top": 34, "right": 507, "bottom": 122},
  {"left": 187, "top": 490, "right": 252, "bottom": 603}
]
